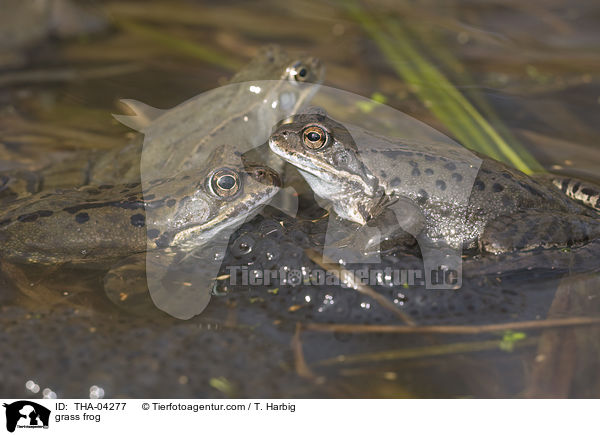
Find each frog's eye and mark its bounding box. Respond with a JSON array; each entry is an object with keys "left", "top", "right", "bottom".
[
  {"left": 302, "top": 125, "right": 328, "bottom": 150},
  {"left": 210, "top": 168, "right": 241, "bottom": 198},
  {"left": 288, "top": 62, "right": 309, "bottom": 83}
]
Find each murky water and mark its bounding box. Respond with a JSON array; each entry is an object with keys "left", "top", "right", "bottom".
[{"left": 0, "top": 0, "right": 599, "bottom": 398}]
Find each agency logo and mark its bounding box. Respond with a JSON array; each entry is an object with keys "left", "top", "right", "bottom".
[{"left": 3, "top": 401, "right": 50, "bottom": 433}]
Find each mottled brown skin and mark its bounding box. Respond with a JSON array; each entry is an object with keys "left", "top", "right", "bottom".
[
  {"left": 0, "top": 145, "right": 281, "bottom": 266},
  {"left": 0, "top": 182, "right": 147, "bottom": 265},
  {"left": 269, "top": 111, "right": 600, "bottom": 256}
]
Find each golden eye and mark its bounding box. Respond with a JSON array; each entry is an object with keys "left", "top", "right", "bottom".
[
  {"left": 288, "top": 62, "right": 309, "bottom": 82},
  {"left": 210, "top": 168, "right": 240, "bottom": 197},
  {"left": 302, "top": 125, "right": 327, "bottom": 149}
]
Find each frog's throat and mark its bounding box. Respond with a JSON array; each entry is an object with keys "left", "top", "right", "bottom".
[{"left": 286, "top": 152, "right": 380, "bottom": 199}]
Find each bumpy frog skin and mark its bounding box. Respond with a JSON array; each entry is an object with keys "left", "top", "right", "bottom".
[
  {"left": 269, "top": 110, "right": 600, "bottom": 263},
  {"left": 0, "top": 145, "right": 281, "bottom": 318}
]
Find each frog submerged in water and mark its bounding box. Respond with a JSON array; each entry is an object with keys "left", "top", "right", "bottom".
[
  {"left": 0, "top": 45, "right": 324, "bottom": 198},
  {"left": 269, "top": 110, "right": 600, "bottom": 271},
  {"left": 0, "top": 145, "right": 281, "bottom": 319}
]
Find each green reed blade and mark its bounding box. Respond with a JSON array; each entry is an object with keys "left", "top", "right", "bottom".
[{"left": 345, "top": 2, "right": 543, "bottom": 174}]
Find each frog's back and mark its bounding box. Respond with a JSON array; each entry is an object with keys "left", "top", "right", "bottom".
[{"left": 358, "top": 133, "right": 599, "bottom": 250}]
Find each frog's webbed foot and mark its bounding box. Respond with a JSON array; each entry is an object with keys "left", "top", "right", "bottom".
[{"left": 480, "top": 210, "right": 600, "bottom": 254}]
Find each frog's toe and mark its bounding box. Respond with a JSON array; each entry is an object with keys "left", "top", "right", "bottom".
[
  {"left": 480, "top": 211, "right": 600, "bottom": 254},
  {"left": 104, "top": 254, "right": 158, "bottom": 316}
]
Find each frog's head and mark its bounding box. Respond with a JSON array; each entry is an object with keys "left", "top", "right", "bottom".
[
  {"left": 230, "top": 45, "right": 325, "bottom": 115},
  {"left": 145, "top": 145, "right": 281, "bottom": 250},
  {"left": 269, "top": 109, "right": 382, "bottom": 224},
  {"left": 231, "top": 45, "right": 325, "bottom": 85}
]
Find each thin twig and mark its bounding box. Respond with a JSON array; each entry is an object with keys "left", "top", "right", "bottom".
[
  {"left": 292, "top": 322, "right": 316, "bottom": 379},
  {"left": 304, "top": 248, "right": 416, "bottom": 326},
  {"left": 314, "top": 337, "right": 539, "bottom": 367},
  {"left": 303, "top": 316, "right": 600, "bottom": 335}
]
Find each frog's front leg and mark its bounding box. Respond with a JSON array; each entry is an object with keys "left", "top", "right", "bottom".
[{"left": 480, "top": 210, "right": 600, "bottom": 254}]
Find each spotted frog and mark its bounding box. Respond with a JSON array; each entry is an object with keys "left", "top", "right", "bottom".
[
  {"left": 0, "top": 145, "right": 281, "bottom": 318},
  {"left": 269, "top": 110, "right": 600, "bottom": 263}
]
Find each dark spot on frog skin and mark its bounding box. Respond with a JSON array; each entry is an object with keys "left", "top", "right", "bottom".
[
  {"left": 144, "top": 194, "right": 156, "bottom": 200},
  {"left": 501, "top": 172, "right": 513, "bottom": 180},
  {"left": 63, "top": 199, "right": 143, "bottom": 214},
  {"left": 371, "top": 149, "right": 378, "bottom": 153},
  {"left": 75, "top": 212, "right": 90, "bottom": 224},
  {"left": 147, "top": 229, "right": 160, "bottom": 239},
  {"left": 166, "top": 199, "right": 176, "bottom": 207},
  {"left": 581, "top": 187, "right": 596, "bottom": 197},
  {"left": 492, "top": 183, "right": 504, "bottom": 193},
  {"left": 127, "top": 195, "right": 139, "bottom": 202},
  {"left": 518, "top": 181, "right": 544, "bottom": 198},
  {"left": 37, "top": 210, "right": 53, "bottom": 217},
  {"left": 182, "top": 175, "right": 191, "bottom": 180},
  {"left": 155, "top": 233, "right": 171, "bottom": 248},
  {"left": 474, "top": 180, "right": 485, "bottom": 191},
  {"left": 425, "top": 155, "right": 436, "bottom": 162},
  {"left": 425, "top": 168, "right": 434, "bottom": 175},
  {"left": 411, "top": 168, "right": 421, "bottom": 177},
  {"left": 436, "top": 180, "right": 447, "bottom": 191},
  {"left": 0, "top": 218, "right": 11, "bottom": 227},
  {"left": 17, "top": 213, "right": 38, "bottom": 223},
  {"left": 384, "top": 150, "right": 414, "bottom": 159},
  {"left": 390, "top": 177, "right": 401, "bottom": 187},
  {"left": 444, "top": 162, "right": 457, "bottom": 171},
  {"left": 571, "top": 182, "right": 581, "bottom": 193},
  {"left": 416, "top": 189, "right": 429, "bottom": 204},
  {"left": 480, "top": 168, "right": 491, "bottom": 174},
  {"left": 451, "top": 173, "right": 463, "bottom": 182},
  {"left": 130, "top": 213, "right": 145, "bottom": 227},
  {"left": 86, "top": 188, "right": 101, "bottom": 195},
  {"left": 380, "top": 170, "right": 387, "bottom": 178},
  {"left": 99, "top": 184, "right": 114, "bottom": 190},
  {"left": 125, "top": 182, "right": 140, "bottom": 188}
]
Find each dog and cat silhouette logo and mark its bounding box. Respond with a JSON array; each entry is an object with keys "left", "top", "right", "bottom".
[{"left": 3, "top": 401, "right": 50, "bottom": 432}]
